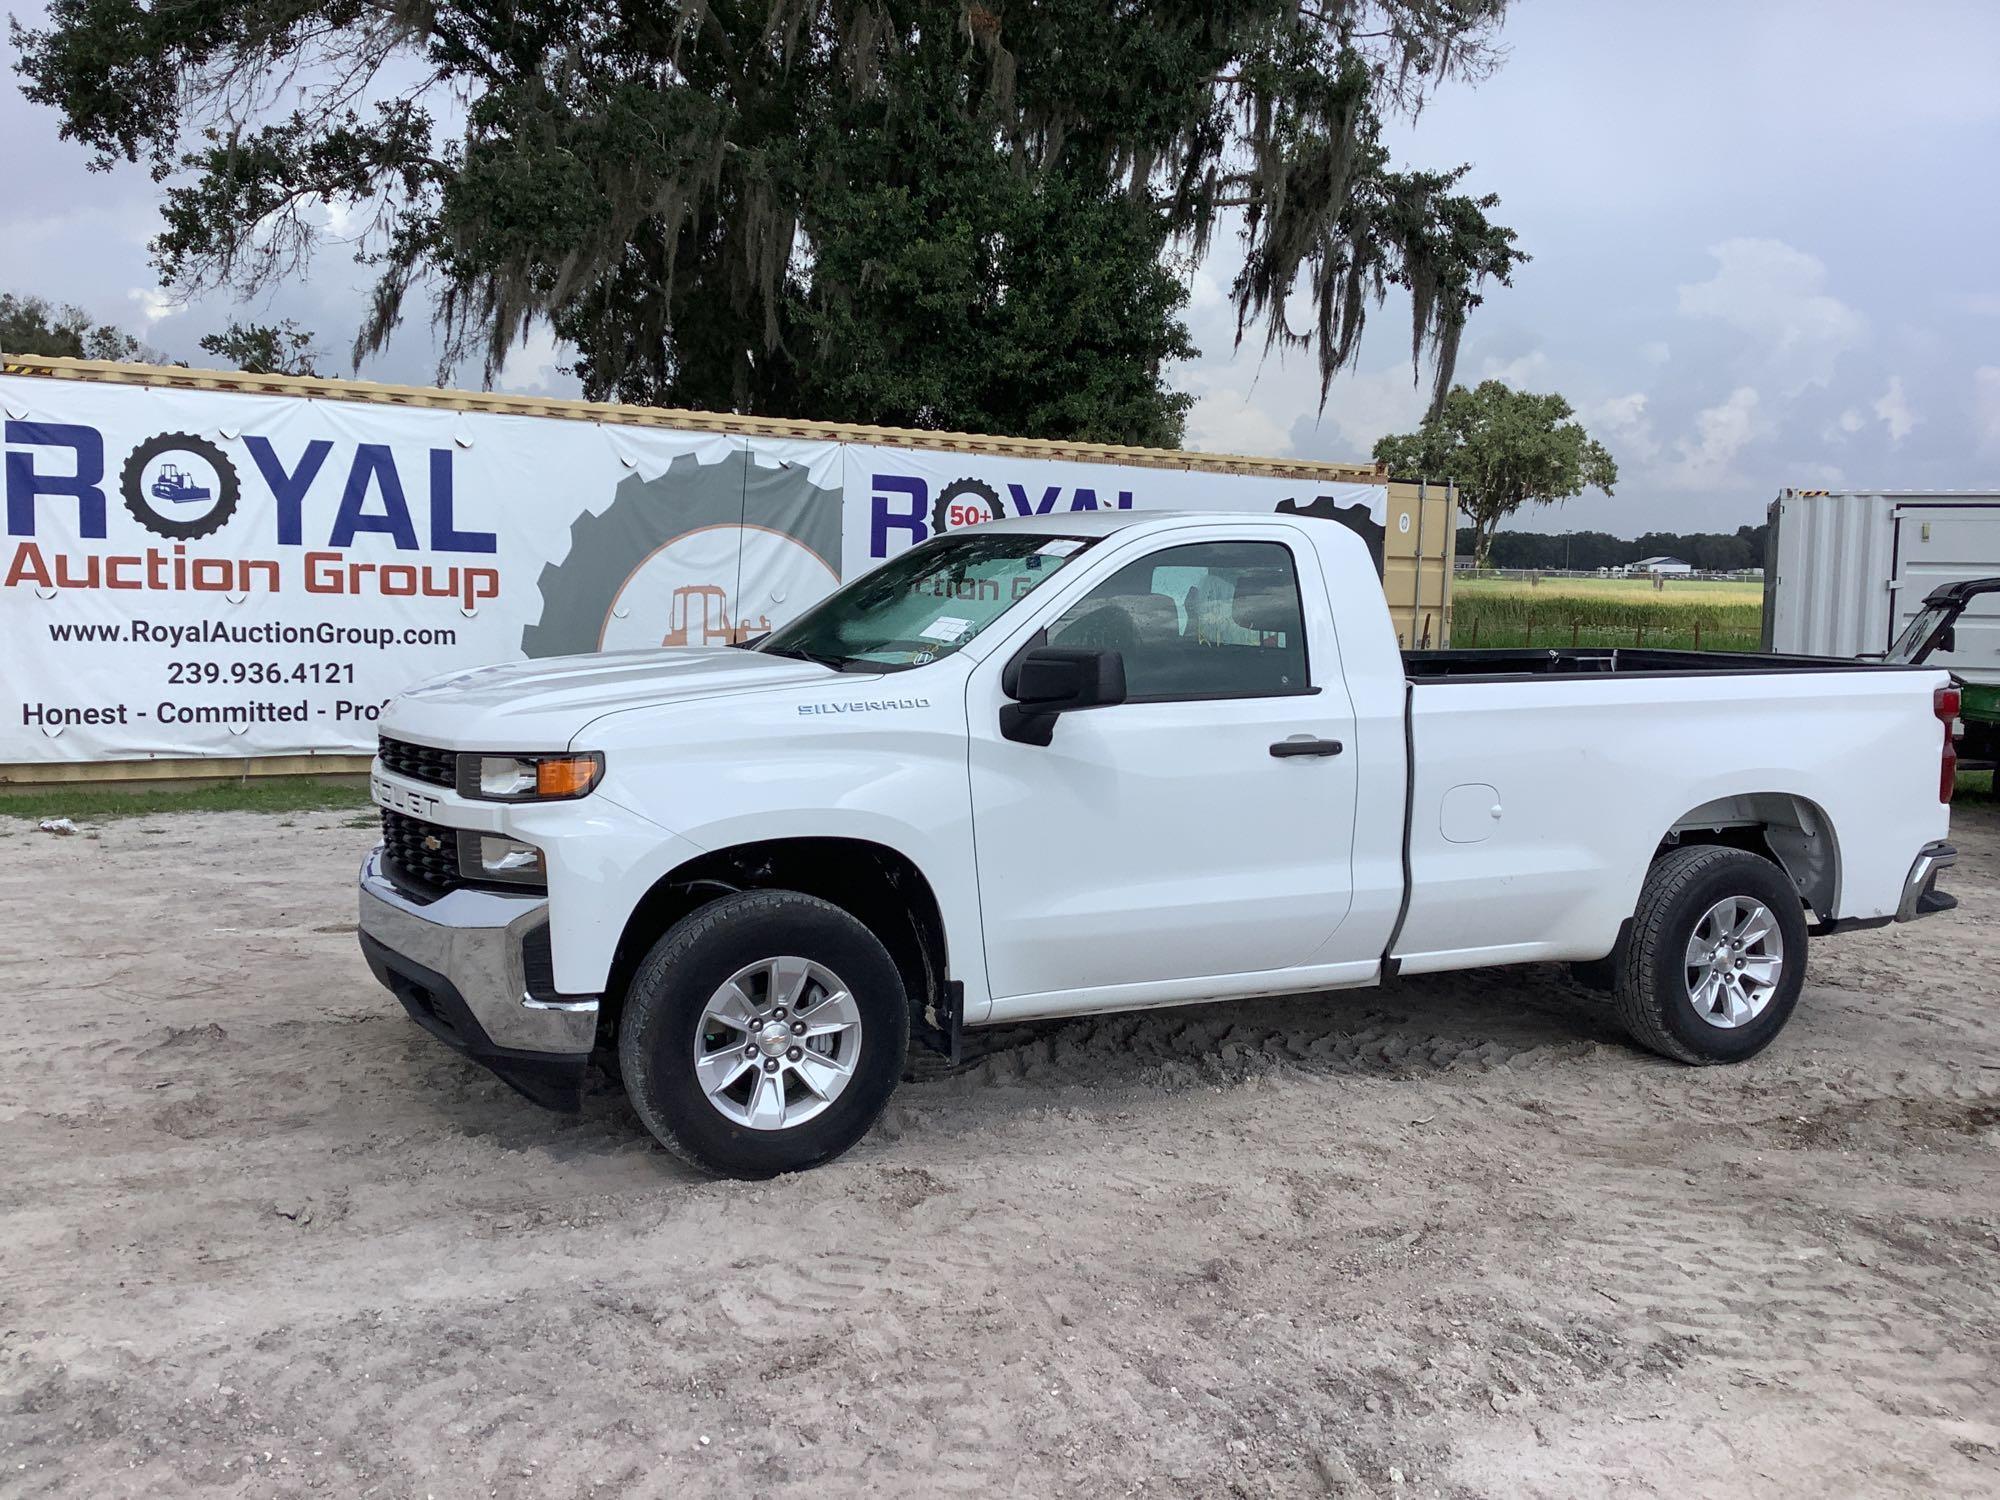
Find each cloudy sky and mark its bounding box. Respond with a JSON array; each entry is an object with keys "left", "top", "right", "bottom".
[{"left": 4, "top": 0, "right": 1997, "bottom": 536}]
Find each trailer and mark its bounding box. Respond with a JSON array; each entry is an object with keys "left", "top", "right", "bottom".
[
  {"left": 1763, "top": 489, "right": 2000, "bottom": 756},
  {"left": 0, "top": 356, "right": 1456, "bottom": 785}
]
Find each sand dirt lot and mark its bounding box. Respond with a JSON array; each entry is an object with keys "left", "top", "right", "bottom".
[{"left": 1, "top": 803, "right": 1997, "bottom": 1498}]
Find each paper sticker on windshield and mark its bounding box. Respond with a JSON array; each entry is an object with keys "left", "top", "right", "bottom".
[
  {"left": 1036, "top": 539, "right": 1084, "bottom": 557},
  {"left": 921, "top": 615, "right": 974, "bottom": 643}
]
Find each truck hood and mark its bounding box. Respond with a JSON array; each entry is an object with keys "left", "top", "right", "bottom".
[{"left": 380, "top": 648, "right": 847, "bottom": 749}]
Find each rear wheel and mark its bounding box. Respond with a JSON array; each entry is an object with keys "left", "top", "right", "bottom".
[
  {"left": 618, "top": 890, "right": 908, "bottom": 1178},
  {"left": 1612, "top": 845, "right": 1808, "bottom": 1065}
]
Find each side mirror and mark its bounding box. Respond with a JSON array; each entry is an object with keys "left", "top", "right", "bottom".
[
  {"left": 1000, "top": 645, "right": 1127, "bottom": 745},
  {"left": 1940, "top": 625, "right": 1958, "bottom": 655}
]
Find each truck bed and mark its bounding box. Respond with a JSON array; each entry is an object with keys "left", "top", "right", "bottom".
[
  {"left": 1403, "top": 647, "right": 1911, "bottom": 680},
  {"left": 1388, "top": 650, "right": 1950, "bottom": 974}
]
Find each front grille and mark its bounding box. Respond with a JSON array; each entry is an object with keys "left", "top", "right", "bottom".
[
  {"left": 380, "top": 809, "right": 463, "bottom": 896},
  {"left": 378, "top": 735, "right": 457, "bottom": 789}
]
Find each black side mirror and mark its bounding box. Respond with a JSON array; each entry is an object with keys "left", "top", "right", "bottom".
[
  {"left": 1000, "top": 645, "right": 1127, "bottom": 745},
  {"left": 1940, "top": 625, "right": 1957, "bottom": 655}
]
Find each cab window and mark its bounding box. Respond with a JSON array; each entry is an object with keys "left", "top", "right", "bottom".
[{"left": 1046, "top": 540, "right": 1311, "bottom": 700}]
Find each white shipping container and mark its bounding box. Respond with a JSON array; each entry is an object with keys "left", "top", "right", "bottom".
[{"left": 1763, "top": 489, "right": 2000, "bottom": 687}]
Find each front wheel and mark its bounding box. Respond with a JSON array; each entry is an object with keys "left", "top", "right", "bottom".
[
  {"left": 1613, "top": 845, "right": 1809, "bottom": 1065},
  {"left": 618, "top": 890, "right": 909, "bottom": 1178}
]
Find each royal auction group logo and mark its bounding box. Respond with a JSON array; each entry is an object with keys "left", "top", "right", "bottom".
[
  {"left": 118, "top": 432, "right": 241, "bottom": 540},
  {"left": 2, "top": 420, "right": 501, "bottom": 608}
]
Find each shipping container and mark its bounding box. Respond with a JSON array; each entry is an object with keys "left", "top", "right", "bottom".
[
  {"left": 1, "top": 356, "right": 1455, "bottom": 785},
  {"left": 1763, "top": 488, "right": 2000, "bottom": 751}
]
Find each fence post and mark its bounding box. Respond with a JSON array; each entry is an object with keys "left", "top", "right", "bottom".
[
  {"left": 1527, "top": 608, "right": 1536, "bottom": 647},
  {"left": 1571, "top": 620, "right": 1580, "bottom": 648},
  {"left": 1469, "top": 617, "right": 1479, "bottom": 647},
  {"left": 1694, "top": 619, "right": 1702, "bottom": 651},
  {"left": 1637, "top": 623, "right": 1645, "bottom": 648}
]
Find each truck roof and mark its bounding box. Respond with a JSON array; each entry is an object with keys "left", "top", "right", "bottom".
[{"left": 966, "top": 509, "right": 1311, "bottom": 539}]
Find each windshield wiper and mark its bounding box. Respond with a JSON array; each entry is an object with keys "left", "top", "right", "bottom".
[{"left": 768, "top": 646, "right": 855, "bottom": 673}]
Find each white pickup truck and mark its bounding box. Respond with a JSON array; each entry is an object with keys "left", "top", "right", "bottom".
[{"left": 358, "top": 511, "right": 1961, "bottom": 1176}]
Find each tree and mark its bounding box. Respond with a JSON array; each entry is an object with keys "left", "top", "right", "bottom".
[
  {"left": 1456, "top": 527, "right": 1763, "bottom": 573},
  {"left": 1375, "top": 379, "right": 1617, "bottom": 569},
  {"left": 198, "top": 319, "right": 325, "bottom": 377},
  {"left": 0, "top": 292, "right": 148, "bottom": 362},
  {"left": 13, "top": 1, "right": 1525, "bottom": 446}
]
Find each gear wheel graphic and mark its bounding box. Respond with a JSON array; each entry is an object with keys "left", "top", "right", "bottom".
[
  {"left": 522, "top": 448, "right": 845, "bottom": 659},
  {"left": 119, "top": 431, "right": 241, "bottom": 540},
  {"left": 931, "top": 476, "right": 1004, "bottom": 535}
]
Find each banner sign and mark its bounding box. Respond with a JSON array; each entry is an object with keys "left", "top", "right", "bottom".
[{"left": 0, "top": 375, "right": 1382, "bottom": 763}]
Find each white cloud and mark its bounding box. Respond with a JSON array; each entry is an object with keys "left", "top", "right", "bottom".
[
  {"left": 1585, "top": 391, "right": 1660, "bottom": 465},
  {"left": 494, "top": 324, "right": 575, "bottom": 398},
  {"left": 322, "top": 196, "right": 366, "bottom": 241},
  {"left": 1676, "top": 238, "right": 1865, "bottom": 392},
  {"left": 1305, "top": 364, "right": 1433, "bottom": 459},
  {"left": 1183, "top": 386, "right": 1295, "bottom": 457},
  {"left": 1186, "top": 267, "right": 1230, "bottom": 314},
  {"left": 126, "top": 287, "right": 178, "bottom": 326},
  {"left": 1791, "top": 461, "right": 1845, "bottom": 488},
  {"left": 1181, "top": 351, "right": 1434, "bottom": 464},
  {"left": 1976, "top": 367, "right": 2000, "bottom": 453},
  {"left": 1477, "top": 349, "right": 1550, "bottom": 387},
  {"left": 1872, "top": 374, "right": 1917, "bottom": 444},
  {"left": 1837, "top": 408, "right": 1865, "bottom": 434},
  {"left": 1640, "top": 341, "right": 1671, "bottom": 366},
  {"left": 1665, "top": 385, "right": 1766, "bottom": 488},
  {"left": 1961, "top": 293, "right": 2000, "bottom": 318}
]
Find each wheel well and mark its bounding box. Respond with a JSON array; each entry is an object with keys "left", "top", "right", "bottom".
[
  {"left": 1661, "top": 793, "right": 1838, "bottom": 918},
  {"left": 600, "top": 838, "right": 951, "bottom": 1054}
]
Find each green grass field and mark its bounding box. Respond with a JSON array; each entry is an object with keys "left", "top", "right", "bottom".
[
  {"left": 0, "top": 777, "right": 372, "bottom": 825},
  {"left": 1453, "top": 576, "right": 1766, "bottom": 651}
]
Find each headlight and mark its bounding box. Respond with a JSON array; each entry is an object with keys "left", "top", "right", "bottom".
[
  {"left": 456, "top": 751, "right": 603, "bottom": 802},
  {"left": 457, "top": 831, "right": 547, "bottom": 886}
]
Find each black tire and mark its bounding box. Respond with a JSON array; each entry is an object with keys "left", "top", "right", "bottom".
[
  {"left": 618, "top": 890, "right": 908, "bottom": 1178},
  {"left": 1612, "top": 845, "right": 1809, "bottom": 1065},
  {"left": 1959, "top": 718, "right": 1999, "bottom": 767}
]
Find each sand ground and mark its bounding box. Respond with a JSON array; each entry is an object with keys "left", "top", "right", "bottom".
[{"left": 1, "top": 804, "right": 1995, "bottom": 1498}]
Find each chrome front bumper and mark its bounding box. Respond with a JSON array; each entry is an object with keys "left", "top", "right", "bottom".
[{"left": 357, "top": 848, "right": 599, "bottom": 1109}]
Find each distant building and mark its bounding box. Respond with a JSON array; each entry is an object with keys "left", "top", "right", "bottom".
[{"left": 1630, "top": 555, "right": 1693, "bottom": 576}]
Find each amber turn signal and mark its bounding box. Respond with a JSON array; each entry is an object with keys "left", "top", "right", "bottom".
[{"left": 535, "top": 755, "right": 602, "bottom": 799}]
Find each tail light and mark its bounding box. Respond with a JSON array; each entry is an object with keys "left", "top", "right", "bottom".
[{"left": 1937, "top": 685, "right": 1961, "bottom": 803}]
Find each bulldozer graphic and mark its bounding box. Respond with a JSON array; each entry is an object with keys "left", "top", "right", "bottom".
[
  {"left": 659, "top": 584, "right": 771, "bottom": 647},
  {"left": 149, "top": 463, "right": 213, "bottom": 506}
]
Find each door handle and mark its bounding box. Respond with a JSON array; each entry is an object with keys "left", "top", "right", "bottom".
[{"left": 1269, "top": 736, "right": 1343, "bottom": 758}]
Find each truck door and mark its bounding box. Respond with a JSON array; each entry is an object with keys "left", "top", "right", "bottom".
[{"left": 964, "top": 528, "right": 1359, "bottom": 1000}]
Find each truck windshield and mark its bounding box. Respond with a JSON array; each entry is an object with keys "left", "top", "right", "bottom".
[{"left": 756, "top": 532, "right": 1093, "bottom": 672}]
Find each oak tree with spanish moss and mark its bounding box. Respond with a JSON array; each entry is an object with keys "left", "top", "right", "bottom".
[{"left": 14, "top": 1, "right": 1526, "bottom": 446}]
